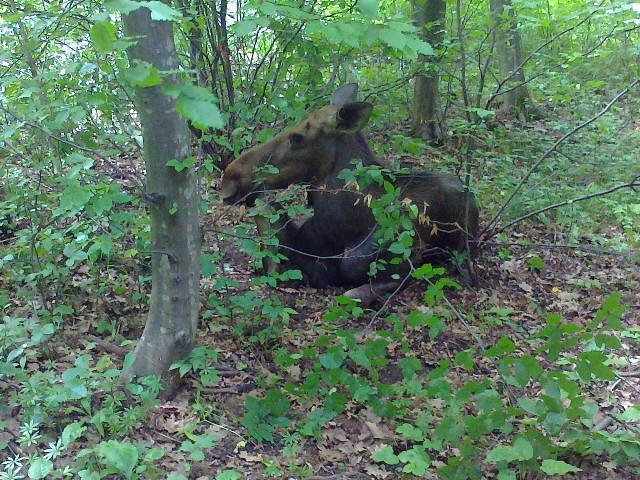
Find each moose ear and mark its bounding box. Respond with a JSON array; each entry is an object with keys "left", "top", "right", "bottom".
[
  {"left": 331, "top": 83, "right": 359, "bottom": 107},
  {"left": 336, "top": 102, "right": 373, "bottom": 132}
]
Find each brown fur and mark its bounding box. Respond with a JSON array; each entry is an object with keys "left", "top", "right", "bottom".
[{"left": 221, "top": 84, "right": 479, "bottom": 303}]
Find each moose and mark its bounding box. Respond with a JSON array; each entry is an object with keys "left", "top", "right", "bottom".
[{"left": 221, "top": 84, "right": 479, "bottom": 305}]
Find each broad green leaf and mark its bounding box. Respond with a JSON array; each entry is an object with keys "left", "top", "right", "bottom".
[
  {"left": 396, "top": 423, "right": 424, "bottom": 442},
  {"left": 95, "top": 440, "right": 139, "bottom": 478},
  {"left": 352, "top": 383, "right": 376, "bottom": 401},
  {"left": 145, "top": 1, "right": 182, "bottom": 21},
  {"left": 144, "top": 448, "right": 164, "bottom": 462},
  {"left": 398, "top": 446, "right": 430, "bottom": 475},
  {"left": 486, "top": 445, "right": 517, "bottom": 463},
  {"left": 617, "top": 405, "right": 640, "bottom": 421},
  {"left": 371, "top": 445, "right": 399, "bottom": 465},
  {"left": 405, "top": 36, "right": 435, "bottom": 56},
  {"left": 455, "top": 349, "right": 475, "bottom": 371},
  {"left": 512, "top": 437, "right": 534, "bottom": 461},
  {"left": 61, "top": 422, "right": 86, "bottom": 447},
  {"left": 90, "top": 21, "right": 116, "bottom": 54},
  {"left": 104, "top": 0, "right": 143, "bottom": 15},
  {"left": 168, "top": 85, "right": 225, "bottom": 130},
  {"left": 379, "top": 28, "right": 406, "bottom": 50},
  {"left": 124, "top": 61, "right": 162, "bottom": 87},
  {"left": 234, "top": 19, "right": 261, "bottom": 37},
  {"left": 527, "top": 256, "right": 544, "bottom": 271},
  {"left": 540, "top": 459, "right": 582, "bottom": 474},
  {"left": 259, "top": 2, "right": 278, "bottom": 16},
  {"left": 357, "top": 0, "right": 378, "bottom": 18},
  {"left": 497, "top": 469, "right": 517, "bottom": 480},
  {"left": 123, "top": 351, "right": 136, "bottom": 370},
  {"left": 319, "top": 348, "right": 347, "bottom": 369},
  {"left": 28, "top": 457, "right": 54, "bottom": 479},
  {"left": 543, "top": 412, "right": 567, "bottom": 435},
  {"left": 216, "top": 471, "right": 242, "bottom": 480},
  {"left": 467, "top": 107, "right": 495, "bottom": 118}
]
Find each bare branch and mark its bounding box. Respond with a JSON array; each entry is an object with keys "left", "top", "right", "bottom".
[
  {"left": 480, "top": 80, "right": 640, "bottom": 240},
  {"left": 488, "top": 176, "right": 640, "bottom": 238}
]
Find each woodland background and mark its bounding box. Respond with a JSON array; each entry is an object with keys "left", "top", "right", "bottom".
[{"left": 0, "top": 0, "right": 639, "bottom": 479}]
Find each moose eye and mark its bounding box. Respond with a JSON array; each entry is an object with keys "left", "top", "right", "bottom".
[{"left": 289, "top": 133, "right": 305, "bottom": 148}]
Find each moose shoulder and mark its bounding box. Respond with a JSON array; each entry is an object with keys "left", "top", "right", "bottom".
[{"left": 221, "top": 84, "right": 479, "bottom": 305}]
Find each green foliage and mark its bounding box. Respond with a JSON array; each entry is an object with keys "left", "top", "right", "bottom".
[
  {"left": 241, "top": 389, "right": 292, "bottom": 442},
  {"left": 171, "top": 346, "right": 220, "bottom": 387},
  {"left": 2, "top": 0, "right": 640, "bottom": 477}
]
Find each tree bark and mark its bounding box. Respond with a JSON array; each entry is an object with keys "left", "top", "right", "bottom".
[
  {"left": 122, "top": 6, "right": 201, "bottom": 393},
  {"left": 489, "top": 0, "right": 531, "bottom": 121},
  {"left": 412, "top": 0, "right": 446, "bottom": 144}
]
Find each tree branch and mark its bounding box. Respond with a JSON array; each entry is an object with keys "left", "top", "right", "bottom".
[{"left": 480, "top": 80, "right": 640, "bottom": 240}]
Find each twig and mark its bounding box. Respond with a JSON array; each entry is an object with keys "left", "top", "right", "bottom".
[
  {"left": 0, "top": 103, "right": 144, "bottom": 190},
  {"left": 86, "top": 334, "right": 132, "bottom": 356},
  {"left": 480, "top": 79, "right": 640, "bottom": 240},
  {"left": 203, "top": 419, "right": 245, "bottom": 439},
  {"left": 484, "top": 240, "right": 639, "bottom": 258},
  {"left": 489, "top": 175, "right": 640, "bottom": 238}
]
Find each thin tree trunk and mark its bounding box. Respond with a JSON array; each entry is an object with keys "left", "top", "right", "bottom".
[
  {"left": 490, "top": 0, "right": 531, "bottom": 121},
  {"left": 122, "top": 5, "right": 201, "bottom": 394},
  {"left": 412, "top": 0, "right": 446, "bottom": 144}
]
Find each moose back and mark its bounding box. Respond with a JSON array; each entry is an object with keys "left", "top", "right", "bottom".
[{"left": 221, "top": 84, "right": 479, "bottom": 304}]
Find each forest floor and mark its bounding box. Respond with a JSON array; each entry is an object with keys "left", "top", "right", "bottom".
[
  {"left": 185, "top": 212, "right": 639, "bottom": 479},
  {"left": 2, "top": 129, "right": 640, "bottom": 480}
]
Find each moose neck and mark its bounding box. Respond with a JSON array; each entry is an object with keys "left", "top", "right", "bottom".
[{"left": 316, "top": 131, "right": 380, "bottom": 188}]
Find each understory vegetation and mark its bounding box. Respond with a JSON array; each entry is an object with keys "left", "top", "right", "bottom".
[{"left": 1, "top": 0, "right": 639, "bottom": 478}]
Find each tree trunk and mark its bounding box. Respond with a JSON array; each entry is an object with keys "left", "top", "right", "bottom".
[
  {"left": 412, "top": 0, "right": 446, "bottom": 144},
  {"left": 490, "top": 0, "right": 531, "bottom": 121},
  {"left": 122, "top": 6, "right": 201, "bottom": 393}
]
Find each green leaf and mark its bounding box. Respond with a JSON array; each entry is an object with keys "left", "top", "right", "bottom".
[
  {"left": 379, "top": 28, "right": 406, "bottom": 50},
  {"left": 467, "top": 107, "right": 495, "bottom": 119},
  {"left": 319, "top": 348, "right": 347, "bottom": 369},
  {"left": 485, "top": 336, "right": 516, "bottom": 357},
  {"left": 527, "top": 256, "right": 544, "bottom": 271},
  {"left": 95, "top": 440, "right": 139, "bottom": 478},
  {"left": 617, "top": 405, "right": 640, "bottom": 421},
  {"left": 299, "top": 408, "right": 336, "bottom": 437},
  {"left": 123, "top": 61, "right": 162, "bottom": 87},
  {"left": 512, "top": 437, "right": 534, "bottom": 461},
  {"left": 144, "top": 1, "right": 182, "bottom": 21},
  {"left": 104, "top": 0, "right": 143, "bottom": 15},
  {"left": 28, "top": 457, "right": 54, "bottom": 479},
  {"left": 486, "top": 445, "right": 517, "bottom": 463},
  {"left": 455, "top": 349, "right": 475, "bottom": 371},
  {"left": 169, "top": 85, "right": 224, "bottom": 130},
  {"left": 540, "top": 459, "right": 582, "bottom": 474},
  {"left": 234, "top": 19, "right": 261, "bottom": 37},
  {"left": 61, "top": 422, "right": 87, "bottom": 447},
  {"left": 398, "top": 446, "right": 430, "bottom": 475},
  {"left": 144, "top": 448, "right": 164, "bottom": 461},
  {"left": 123, "top": 351, "right": 136, "bottom": 370},
  {"left": 357, "top": 0, "right": 378, "bottom": 17},
  {"left": 216, "top": 471, "right": 242, "bottom": 480},
  {"left": 497, "top": 469, "right": 517, "bottom": 480},
  {"left": 372, "top": 445, "right": 399, "bottom": 465},
  {"left": 90, "top": 21, "right": 117, "bottom": 54},
  {"left": 396, "top": 423, "right": 424, "bottom": 442},
  {"left": 543, "top": 412, "right": 567, "bottom": 435}
]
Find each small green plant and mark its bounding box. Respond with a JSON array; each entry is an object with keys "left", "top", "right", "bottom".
[
  {"left": 171, "top": 346, "right": 220, "bottom": 387},
  {"left": 241, "top": 389, "right": 292, "bottom": 442}
]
